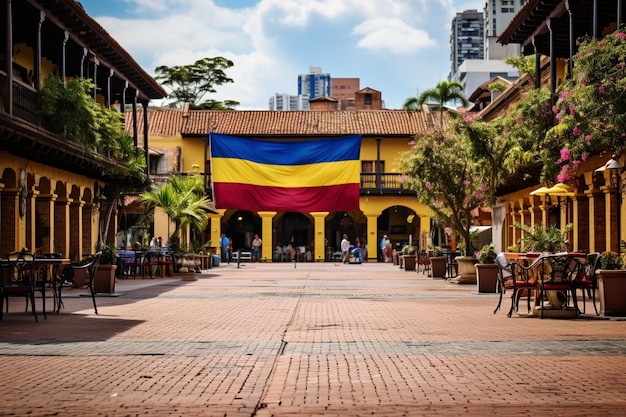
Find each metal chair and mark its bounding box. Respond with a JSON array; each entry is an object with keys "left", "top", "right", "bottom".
[
  {"left": 536, "top": 254, "right": 582, "bottom": 318},
  {"left": 1, "top": 251, "right": 39, "bottom": 321},
  {"left": 573, "top": 252, "right": 601, "bottom": 315},
  {"left": 56, "top": 252, "right": 102, "bottom": 315}
]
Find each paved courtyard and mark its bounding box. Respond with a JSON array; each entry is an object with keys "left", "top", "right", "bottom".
[{"left": 1, "top": 261, "right": 626, "bottom": 416}]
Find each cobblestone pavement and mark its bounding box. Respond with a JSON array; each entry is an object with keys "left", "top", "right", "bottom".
[{"left": 1, "top": 262, "right": 626, "bottom": 416}]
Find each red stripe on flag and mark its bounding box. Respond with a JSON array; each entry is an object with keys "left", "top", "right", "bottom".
[{"left": 213, "top": 183, "right": 360, "bottom": 212}]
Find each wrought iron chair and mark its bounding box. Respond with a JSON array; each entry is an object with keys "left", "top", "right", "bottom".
[
  {"left": 573, "top": 252, "right": 601, "bottom": 315},
  {"left": 1, "top": 251, "right": 39, "bottom": 321},
  {"left": 417, "top": 250, "right": 430, "bottom": 275},
  {"left": 536, "top": 254, "right": 582, "bottom": 318},
  {"left": 56, "top": 252, "right": 102, "bottom": 315},
  {"left": 493, "top": 252, "right": 539, "bottom": 317}
]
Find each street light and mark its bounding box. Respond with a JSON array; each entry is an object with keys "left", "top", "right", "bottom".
[{"left": 596, "top": 155, "right": 624, "bottom": 252}]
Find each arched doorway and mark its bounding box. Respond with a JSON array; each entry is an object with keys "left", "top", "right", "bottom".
[
  {"left": 274, "top": 212, "right": 312, "bottom": 247},
  {"left": 224, "top": 211, "right": 261, "bottom": 251}
]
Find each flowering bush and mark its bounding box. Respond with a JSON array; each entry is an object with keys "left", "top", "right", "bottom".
[
  {"left": 547, "top": 29, "right": 626, "bottom": 182},
  {"left": 599, "top": 251, "right": 624, "bottom": 270},
  {"left": 400, "top": 117, "right": 492, "bottom": 256}
]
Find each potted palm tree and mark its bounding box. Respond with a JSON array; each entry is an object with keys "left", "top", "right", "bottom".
[
  {"left": 93, "top": 243, "right": 118, "bottom": 294},
  {"left": 475, "top": 244, "right": 499, "bottom": 293},
  {"left": 597, "top": 250, "right": 626, "bottom": 316}
]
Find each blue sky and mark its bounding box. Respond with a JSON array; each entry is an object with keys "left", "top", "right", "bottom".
[{"left": 77, "top": 0, "right": 484, "bottom": 110}]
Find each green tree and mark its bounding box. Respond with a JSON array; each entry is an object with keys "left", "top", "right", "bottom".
[
  {"left": 139, "top": 174, "right": 213, "bottom": 251},
  {"left": 403, "top": 81, "right": 469, "bottom": 128},
  {"left": 154, "top": 57, "right": 239, "bottom": 109},
  {"left": 400, "top": 120, "right": 489, "bottom": 256}
]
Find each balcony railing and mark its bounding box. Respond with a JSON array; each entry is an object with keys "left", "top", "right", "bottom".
[{"left": 360, "top": 173, "right": 414, "bottom": 195}]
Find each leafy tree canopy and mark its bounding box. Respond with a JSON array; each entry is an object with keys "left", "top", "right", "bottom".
[{"left": 154, "top": 57, "right": 239, "bottom": 110}]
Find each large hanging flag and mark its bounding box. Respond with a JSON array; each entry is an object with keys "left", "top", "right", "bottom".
[{"left": 210, "top": 133, "right": 362, "bottom": 212}]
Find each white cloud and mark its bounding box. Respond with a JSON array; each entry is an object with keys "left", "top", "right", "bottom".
[
  {"left": 352, "top": 18, "right": 437, "bottom": 54},
  {"left": 82, "top": 0, "right": 485, "bottom": 109}
]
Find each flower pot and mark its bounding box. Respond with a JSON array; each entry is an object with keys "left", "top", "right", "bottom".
[
  {"left": 402, "top": 255, "right": 416, "bottom": 271},
  {"left": 94, "top": 264, "right": 117, "bottom": 294},
  {"left": 475, "top": 263, "right": 499, "bottom": 293},
  {"left": 597, "top": 269, "right": 626, "bottom": 316},
  {"left": 430, "top": 256, "right": 446, "bottom": 278},
  {"left": 448, "top": 256, "right": 478, "bottom": 284}
]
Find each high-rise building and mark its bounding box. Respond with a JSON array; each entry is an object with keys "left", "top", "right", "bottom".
[
  {"left": 484, "top": 0, "right": 525, "bottom": 59},
  {"left": 298, "top": 67, "right": 331, "bottom": 110},
  {"left": 268, "top": 93, "right": 305, "bottom": 111},
  {"left": 449, "top": 9, "right": 484, "bottom": 79}
]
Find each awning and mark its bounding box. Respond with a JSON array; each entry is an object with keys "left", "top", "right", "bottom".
[{"left": 470, "top": 226, "right": 492, "bottom": 234}]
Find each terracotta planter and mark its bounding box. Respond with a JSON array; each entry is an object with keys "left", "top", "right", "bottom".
[
  {"left": 475, "top": 263, "right": 499, "bottom": 293},
  {"left": 430, "top": 256, "right": 446, "bottom": 278},
  {"left": 402, "top": 255, "right": 416, "bottom": 271},
  {"left": 94, "top": 264, "right": 117, "bottom": 294},
  {"left": 597, "top": 269, "right": 626, "bottom": 316}
]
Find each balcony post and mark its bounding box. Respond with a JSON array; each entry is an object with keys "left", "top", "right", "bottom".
[{"left": 375, "top": 136, "right": 382, "bottom": 192}]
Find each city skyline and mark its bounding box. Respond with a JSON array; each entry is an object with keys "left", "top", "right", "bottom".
[{"left": 77, "top": 0, "right": 485, "bottom": 110}]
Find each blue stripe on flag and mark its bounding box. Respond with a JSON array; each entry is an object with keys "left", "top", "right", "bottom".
[{"left": 209, "top": 133, "right": 361, "bottom": 165}]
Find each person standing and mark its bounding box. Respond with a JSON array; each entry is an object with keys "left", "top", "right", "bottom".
[
  {"left": 384, "top": 236, "right": 393, "bottom": 262},
  {"left": 380, "top": 235, "right": 387, "bottom": 262},
  {"left": 341, "top": 234, "right": 351, "bottom": 264},
  {"left": 251, "top": 234, "right": 262, "bottom": 262},
  {"left": 220, "top": 233, "right": 229, "bottom": 263}
]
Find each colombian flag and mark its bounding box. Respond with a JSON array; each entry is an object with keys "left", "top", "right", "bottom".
[{"left": 210, "top": 133, "right": 361, "bottom": 212}]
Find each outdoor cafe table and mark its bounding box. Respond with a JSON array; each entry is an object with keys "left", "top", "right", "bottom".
[
  {"left": 0, "top": 256, "right": 70, "bottom": 316},
  {"left": 503, "top": 252, "right": 588, "bottom": 316}
]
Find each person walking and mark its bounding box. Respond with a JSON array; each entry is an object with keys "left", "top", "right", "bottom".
[{"left": 341, "top": 234, "right": 351, "bottom": 264}]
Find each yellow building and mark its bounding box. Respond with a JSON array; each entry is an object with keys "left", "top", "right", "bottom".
[
  {"left": 126, "top": 98, "right": 450, "bottom": 262},
  {"left": 478, "top": 1, "right": 625, "bottom": 254},
  {"left": 0, "top": 0, "right": 165, "bottom": 259}
]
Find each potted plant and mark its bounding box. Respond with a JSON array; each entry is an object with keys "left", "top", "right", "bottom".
[
  {"left": 475, "top": 244, "right": 499, "bottom": 293},
  {"left": 93, "top": 243, "right": 118, "bottom": 294},
  {"left": 597, "top": 250, "right": 626, "bottom": 316},
  {"left": 430, "top": 246, "right": 447, "bottom": 279},
  {"left": 400, "top": 244, "right": 417, "bottom": 271},
  {"left": 513, "top": 222, "right": 573, "bottom": 253}
]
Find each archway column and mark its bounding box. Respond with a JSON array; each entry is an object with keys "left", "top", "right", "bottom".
[
  {"left": 364, "top": 212, "right": 380, "bottom": 262},
  {"left": 419, "top": 215, "right": 430, "bottom": 251},
  {"left": 311, "top": 212, "right": 328, "bottom": 262},
  {"left": 258, "top": 211, "right": 276, "bottom": 262}
]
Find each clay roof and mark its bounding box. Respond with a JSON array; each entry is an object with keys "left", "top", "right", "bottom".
[{"left": 126, "top": 108, "right": 445, "bottom": 138}]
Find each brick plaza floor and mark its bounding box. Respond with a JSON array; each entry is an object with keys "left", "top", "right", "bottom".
[{"left": 1, "top": 261, "right": 626, "bottom": 416}]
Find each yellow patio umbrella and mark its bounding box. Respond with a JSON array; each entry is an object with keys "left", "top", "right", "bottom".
[
  {"left": 530, "top": 186, "right": 552, "bottom": 196},
  {"left": 545, "top": 183, "right": 575, "bottom": 196}
]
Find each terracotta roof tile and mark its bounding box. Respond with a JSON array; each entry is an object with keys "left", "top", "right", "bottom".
[{"left": 126, "top": 108, "right": 445, "bottom": 138}]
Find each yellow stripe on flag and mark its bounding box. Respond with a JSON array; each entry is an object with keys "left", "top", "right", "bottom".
[{"left": 212, "top": 158, "right": 360, "bottom": 187}]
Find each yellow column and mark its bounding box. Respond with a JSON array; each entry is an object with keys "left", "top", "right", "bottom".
[
  {"left": 419, "top": 215, "right": 430, "bottom": 250},
  {"left": 258, "top": 211, "right": 276, "bottom": 262},
  {"left": 28, "top": 189, "right": 39, "bottom": 253},
  {"left": 602, "top": 185, "right": 616, "bottom": 251},
  {"left": 209, "top": 214, "right": 222, "bottom": 255},
  {"left": 571, "top": 197, "right": 579, "bottom": 252},
  {"left": 311, "top": 212, "right": 328, "bottom": 262},
  {"left": 364, "top": 212, "right": 379, "bottom": 262}
]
